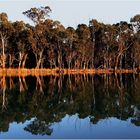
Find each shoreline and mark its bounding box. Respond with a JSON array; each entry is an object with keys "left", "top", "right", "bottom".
[{"left": 0, "top": 68, "right": 138, "bottom": 76}]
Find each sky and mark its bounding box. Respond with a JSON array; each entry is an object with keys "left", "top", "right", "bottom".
[{"left": 0, "top": 0, "right": 140, "bottom": 27}]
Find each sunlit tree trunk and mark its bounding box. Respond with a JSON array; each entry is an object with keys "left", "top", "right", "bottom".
[
  {"left": 0, "top": 34, "right": 7, "bottom": 69},
  {"left": 22, "top": 54, "right": 28, "bottom": 68},
  {"left": 19, "top": 52, "right": 24, "bottom": 68},
  {"left": 57, "top": 46, "right": 62, "bottom": 70},
  {"left": 36, "top": 50, "right": 43, "bottom": 69}
]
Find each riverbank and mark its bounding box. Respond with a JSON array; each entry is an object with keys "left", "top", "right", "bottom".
[{"left": 0, "top": 68, "right": 138, "bottom": 76}]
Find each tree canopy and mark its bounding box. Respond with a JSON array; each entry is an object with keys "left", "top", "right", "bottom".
[{"left": 0, "top": 6, "right": 140, "bottom": 70}]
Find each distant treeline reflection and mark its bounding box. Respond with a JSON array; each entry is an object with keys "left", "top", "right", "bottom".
[{"left": 0, "top": 74, "right": 140, "bottom": 135}]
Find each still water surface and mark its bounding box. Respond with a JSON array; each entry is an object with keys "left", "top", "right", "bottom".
[{"left": 0, "top": 74, "right": 140, "bottom": 138}]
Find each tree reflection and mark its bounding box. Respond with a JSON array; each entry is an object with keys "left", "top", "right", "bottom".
[
  {"left": 0, "top": 74, "right": 139, "bottom": 135},
  {"left": 24, "top": 119, "right": 53, "bottom": 135},
  {"left": 0, "top": 76, "right": 8, "bottom": 111}
]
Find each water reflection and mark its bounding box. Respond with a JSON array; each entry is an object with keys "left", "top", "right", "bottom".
[{"left": 0, "top": 74, "right": 140, "bottom": 138}]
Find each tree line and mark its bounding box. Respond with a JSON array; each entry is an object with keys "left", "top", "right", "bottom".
[{"left": 0, "top": 6, "right": 140, "bottom": 70}]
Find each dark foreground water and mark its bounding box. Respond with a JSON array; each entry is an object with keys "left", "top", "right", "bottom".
[{"left": 0, "top": 74, "right": 140, "bottom": 139}]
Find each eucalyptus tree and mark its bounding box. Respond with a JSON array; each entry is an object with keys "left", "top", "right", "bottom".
[
  {"left": 43, "top": 19, "right": 66, "bottom": 69},
  {"left": 76, "top": 24, "right": 92, "bottom": 69},
  {"left": 89, "top": 19, "right": 98, "bottom": 68},
  {"left": 89, "top": 19, "right": 105, "bottom": 68},
  {"left": 23, "top": 6, "right": 52, "bottom": 25},
  {"left": 131, "top": 32, "right": 140, "bottom": 69},
  {"left": 32, "top": 23, "right": 48, "bottom": 68},
  {"left": 65, "top": 27, "right": 77, "bottom": 69},
  {"left": 49, "top": 21, "right": 66, "bottom": 69},
  {"left": 0, "top": 13, "right": 13, "bottom": 68},
  {"left": 11, "top": 21, "right": 34, "bottom": 68},
  {"left": 114, "top": 22, "right": 134, "bottom": 70},
  {"left": 101, "top": 24, "right": 118, "bottom": 69},
  {"left": 23, "top": 6, "right": 52, "bottom": 68},
  {"left": 130, "top": 15, "right": 140, "bottom": 69}
]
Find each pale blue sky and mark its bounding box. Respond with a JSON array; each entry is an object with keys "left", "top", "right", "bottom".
[{"left": 0, "top": 0, "right": 140, "bottom": 27}]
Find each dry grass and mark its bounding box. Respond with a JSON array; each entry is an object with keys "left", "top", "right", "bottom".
[{"left": 0, "top": 68, "right": 138, "bottom": 77}]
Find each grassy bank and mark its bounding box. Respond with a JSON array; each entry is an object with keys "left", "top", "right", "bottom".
[{"left": 0, "top": 68, "right": 138, "bottom": 76}]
